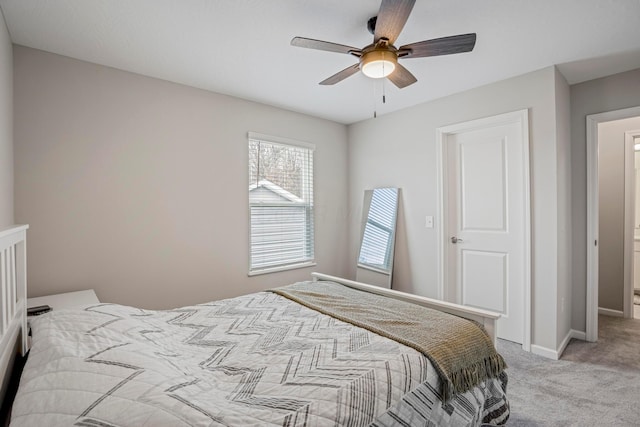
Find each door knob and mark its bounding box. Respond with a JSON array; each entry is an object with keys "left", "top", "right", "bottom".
[{"left": 451, "top": 236, "right": 464, "bottom": 244}]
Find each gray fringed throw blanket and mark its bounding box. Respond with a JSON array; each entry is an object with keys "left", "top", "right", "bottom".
[{"left": 270, "top": 280, "right": 507, "bottom": 402}]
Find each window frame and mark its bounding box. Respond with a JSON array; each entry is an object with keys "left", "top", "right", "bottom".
[{"left": 247, "top": 132, "right": 316, "bottom": 276}]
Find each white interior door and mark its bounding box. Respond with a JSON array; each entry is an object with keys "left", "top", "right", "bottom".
[{"left": 442, "top": 112, "right": 529, "bottom": 345}]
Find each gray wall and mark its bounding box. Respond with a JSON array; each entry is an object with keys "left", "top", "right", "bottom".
[
  {"left": 597, "top": 116, "right": 640, "bottom": 312},
  {"left": 16, "top": 37, "right": 640, "bottom": 349},
  {"left": 348, "top": 66, "right": 565, "bottom": 352},
  {"left": 554, "top": 68, "right": 573, "bottom": 348},
  {"left": 0, "top": 9, "right": 13, "bottom": 228},
  {"left": 13, "top": 46, "right": 349, "bottom": 309},
  {"left": 571, "top": 68, "right": 640, "bottom": 331}
]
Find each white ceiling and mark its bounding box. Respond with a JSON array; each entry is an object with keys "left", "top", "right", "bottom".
[{"left": 1, "top": 0, "right": 640, "bottom": 124}]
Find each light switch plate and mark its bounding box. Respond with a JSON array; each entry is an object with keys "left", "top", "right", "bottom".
[{"left": 425, "top": 216, "right": 434, "bottom": 228}]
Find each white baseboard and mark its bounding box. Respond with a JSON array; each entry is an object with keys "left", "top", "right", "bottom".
[
  {"left": 570, "top": 329, "right": 586, "bottom": 341},
  {"left": 530, "top": 344, "right": 559, "bottom": 360},
  {"left": 598, "top": 307, "right": 623, "bottom": 317},
  {"left": 556, "top": 329, "right": 586, "bottom": 358},
  {"left": 555, "top": 331, "right": 572, "bottom": 359},
  {"left": 531, "top": 329, "right": 586, "bottom": 361}
]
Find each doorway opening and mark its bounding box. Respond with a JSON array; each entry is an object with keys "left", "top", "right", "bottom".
[
  {"left": 630, "top": 132, "right": 640, "bottom": 320},
  {"left": 586, "top": 106, "right": 640, "bottom": 342}
]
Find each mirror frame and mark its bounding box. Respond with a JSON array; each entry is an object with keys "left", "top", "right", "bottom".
[{"left": 356, "top": 188, "right": 400, "bottom": 288}]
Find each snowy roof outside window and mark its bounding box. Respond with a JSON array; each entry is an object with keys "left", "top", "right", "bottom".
[{"left": 249, "top": 180, "right": 304, "bottom": 204}]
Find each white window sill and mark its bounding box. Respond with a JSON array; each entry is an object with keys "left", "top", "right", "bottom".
[{"left": 248, "top": 261, "right": 317, "bottom": 277}]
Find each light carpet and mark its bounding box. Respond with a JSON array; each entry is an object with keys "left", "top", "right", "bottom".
[{"left": 498, "top": 315, "right": 640, "bottom": 426}]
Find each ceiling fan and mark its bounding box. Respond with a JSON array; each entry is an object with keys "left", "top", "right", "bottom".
[{"left": 291, "top": 0, "right": 476, "bottom": 88}]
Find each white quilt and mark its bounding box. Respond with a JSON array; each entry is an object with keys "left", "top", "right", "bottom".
[{"left": 11, "top": 290, "right": 508, "bottom": 426}]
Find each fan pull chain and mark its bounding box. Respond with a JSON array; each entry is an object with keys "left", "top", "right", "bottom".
[
  {"left": 373, "top": 79, "right": 378, "bottom": 119},
  {"left": 382, "top": 78, "right": 386, "bottom": 104}
]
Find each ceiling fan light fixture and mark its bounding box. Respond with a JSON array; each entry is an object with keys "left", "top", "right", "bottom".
[
  {"left": 360, "top": 50, "right": 397, "bottom": 79},
  {"left": 292, "top": 0, "right": 476, "bottom": 88}
]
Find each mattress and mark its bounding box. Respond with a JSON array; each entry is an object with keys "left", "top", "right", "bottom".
[{"left": 11, "top": 282, "right": 509, "bottom": 426}]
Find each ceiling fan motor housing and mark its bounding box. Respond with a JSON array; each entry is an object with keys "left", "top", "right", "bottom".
[{"left": 367, "top": 16, "right": 378, "bottom": 35}]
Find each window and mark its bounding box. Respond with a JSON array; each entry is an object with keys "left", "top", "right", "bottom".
[{"left": 248, "top": 133, "right": 315, "bottom": 273}]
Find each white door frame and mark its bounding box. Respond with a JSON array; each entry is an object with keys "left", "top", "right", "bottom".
[
  {"left": 586, "top": 106, "right": 640, "bottom": 342},
  {"left": 436, "top": 109, "right": 531, "bottom": 351}
]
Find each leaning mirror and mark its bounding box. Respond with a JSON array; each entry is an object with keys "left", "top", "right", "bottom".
[{"left": 356, "top": 188, "right": 400, "bottom": 288}]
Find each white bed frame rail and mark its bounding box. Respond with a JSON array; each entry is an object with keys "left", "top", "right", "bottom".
[
  {"left": 0, "top": 225, "right": 29, "bottom": 395},
  {"left": 311, "top": 272, "right": 501, "bottom": 346}
]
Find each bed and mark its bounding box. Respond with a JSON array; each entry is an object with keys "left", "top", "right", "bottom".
[{"left": 0, "top": 225, "right": 509, "bottom": 426}]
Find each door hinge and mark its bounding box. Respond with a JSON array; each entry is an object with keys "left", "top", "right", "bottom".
[{"left": 595, "top": 239, "right": 598, "bottom": 246}]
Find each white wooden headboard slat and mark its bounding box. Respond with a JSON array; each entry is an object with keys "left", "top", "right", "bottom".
[
  {"left": 1, "top": 248, "right": 6, "bottom": 333},
  {"left": 0, "top": 224, "right": 29, "bottom": 404}
]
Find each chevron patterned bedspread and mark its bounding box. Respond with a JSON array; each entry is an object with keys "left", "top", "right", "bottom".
[{"left": 11, "top": 287, "right": 509, "bottom": 426}]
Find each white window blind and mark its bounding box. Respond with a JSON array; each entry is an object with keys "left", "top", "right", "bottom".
[
  {"left": 358, "top": 188, "right": 398, "bottom": 271},
  {"left": 248, "top": 134, "right": 314, "bottom": 272}
]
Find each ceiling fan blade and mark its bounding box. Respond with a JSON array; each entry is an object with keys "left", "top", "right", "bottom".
[
  {"left": 319, "top": 63, "right": 360, "bottom": 85},
  {"left": 387, "top": 63, "right": 417, "bottom": 88},
  {"left": 399, "top": 33, "right": 477, "bottom": 58},
  {"left": 291, "top": 37, "right": 361, "bottom": 55},
  {"left": 374, "top": 0, "right": 416, "bottom": 45}
]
